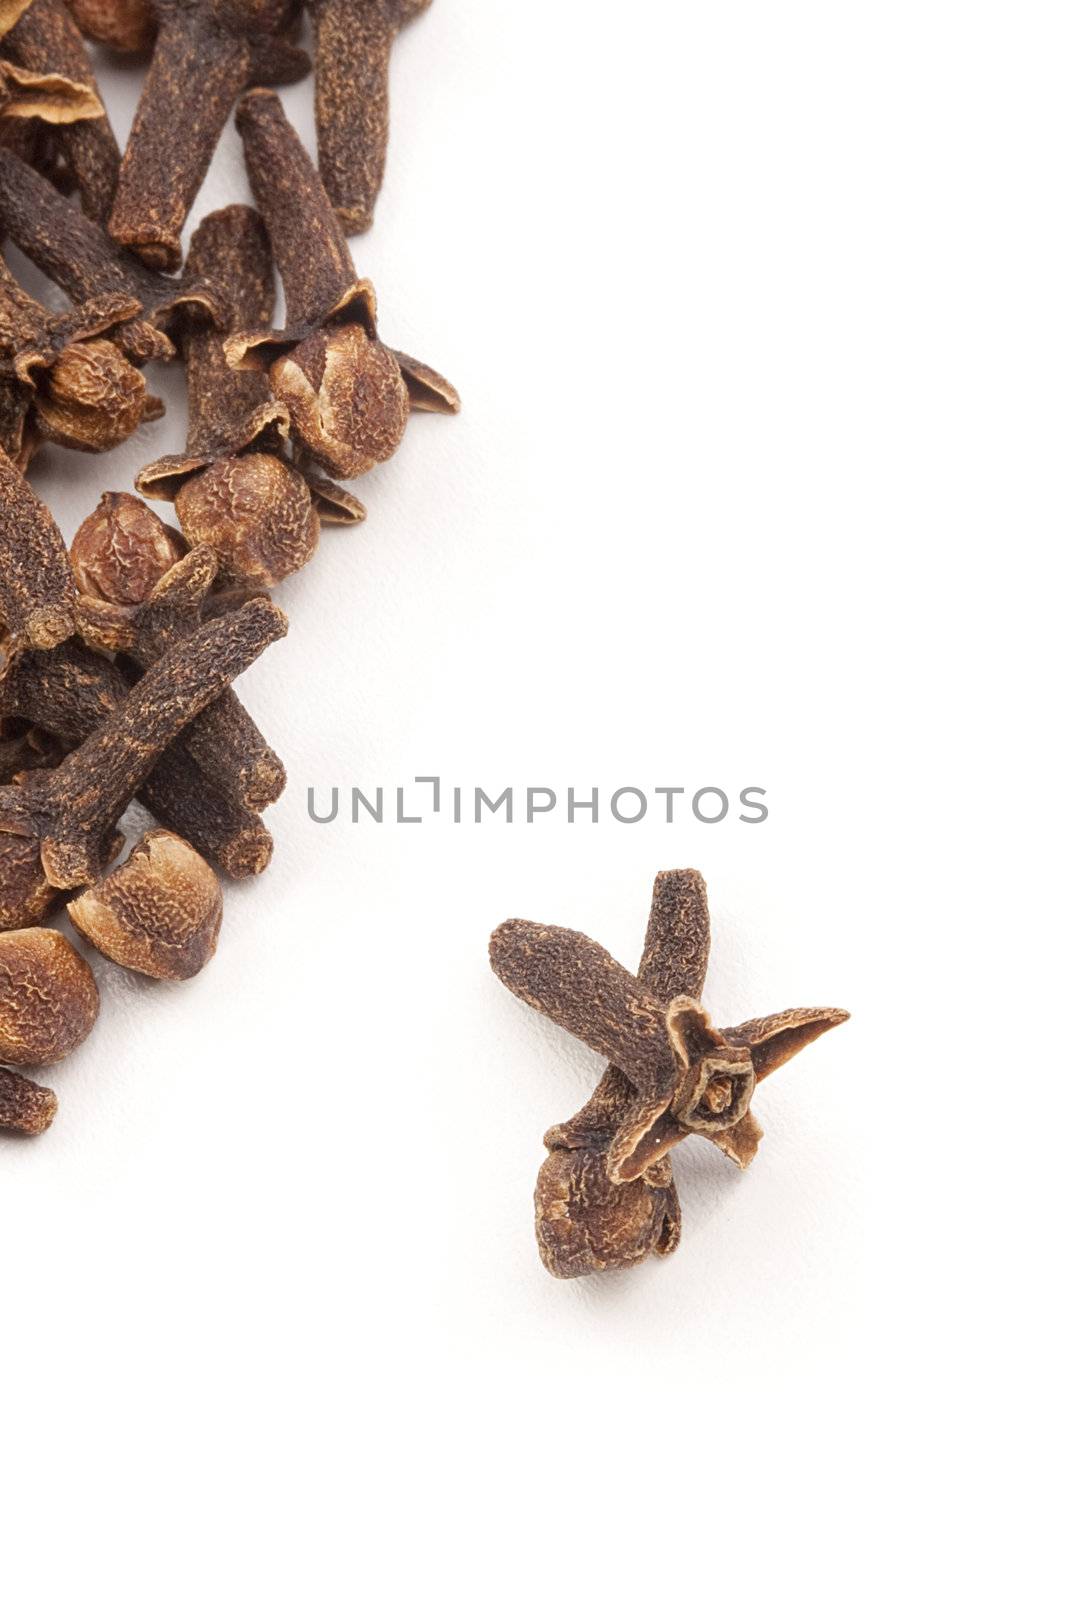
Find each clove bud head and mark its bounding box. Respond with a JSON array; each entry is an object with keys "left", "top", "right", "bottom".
[
  {"left": 534, "top": 1148, "right": 677, "bottom": 1279},
  {"left": 67, "top": 0, "right": 157, "bottom": 52},
  {"left": 268, "top": 324, "right": 409, "bottom": 480},
  {"left": 0, "top": 1064, "right": 58, "bottom": 1135},
  {"left": 34, "top": 340, "right": 156, "bottom": 454},
  {"left": 174, "top": 453, "right": 319, "bottom": 587},
  {"left": 69, "top": 829, "right": 223, "bottom": 981},
  {"left": 70, "top": 491, "right": 185, "bottom": 605},
  {"left": 0, "top": 927, "right": 99, "bottom": 1067},
  {"left": 0, "top": 832, "right": 61, "bottom": 933}
]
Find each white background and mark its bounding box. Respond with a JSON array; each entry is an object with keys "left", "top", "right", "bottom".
[{"left": 2, "top": 2, "right": 1062, "bottom": 1594}]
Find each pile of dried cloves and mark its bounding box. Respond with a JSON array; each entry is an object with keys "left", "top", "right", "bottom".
[
  {"left": 0, "top": 0, "right": 456, "bottom": 1135},
  {"left": 490, "top": 872, "right": 849, "bottom": 1279}
]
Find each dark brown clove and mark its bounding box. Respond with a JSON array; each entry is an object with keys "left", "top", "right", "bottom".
[
  {"left": 72, "top": 496, "right": 286, "bottom": 811},
  {"left": 307, "top": 0, "right": 432, "bottom": 236},
  {"left": 2, "top": 636, "right": 274, "bottom": 878},
  {"left": 0, "top": 258, "right": 161, "bottom": 457},
  {"left": 67, "top": 0, "right": 155, "bottom": 54},
  {"left": 490, "top": 872, "right": 850, "bottom": 1278},
  {"left": 227, "top": 89, "right": 457, "bottom": 479},
  {"left": 0, "top": 449, "right": 76, "bottom": 653},
  {"left": 0, "top": 596, "right": 286, "bottom": 887},
  {"left": 0, "top": 147, "right": 225, "bottom": 365},
  {"left": 138, "top": 205, "right": 363, "bottom": 581},
  {"left": 2, "top": 0, "right": 120, "bottom": 220},
  {"left": 0, "top": 1062, "right": 57, "bottom": 1132},
  {"left": 108, "top": 0, "right": 310, "bottom": 273},
  {"left": 69, "top": 827, "right": 223, "bottom": 980},
  {"left": 0, "top": 925, "right": 98, "bottom": 1065}
]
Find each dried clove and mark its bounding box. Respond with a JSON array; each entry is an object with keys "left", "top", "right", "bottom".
[
  {"left": 1, "top": 635, "right": 275, "bottom": 878},
  {"left": 70, "top": 487, "right": 184, "bottom": 603},
  {"left": 307, "top": 0, "right": 432, "bottom": 236},
  {"left": 0, "top": 1062, "right": 57, "bottom": 1132},
  {"left": 0, "top": 53, "right": 103, "bottom": 129},
  {"left": 108, "top": 0, "right": 311, "bottom": 273},
  {"left": 71, "top": 494, "right": 286, "bottom": 810},
  {"left": 67, "top": 0, "right": 155, "bottom": 54},
  {"left": 0, "top": 448, "right": 76, "bottom": 653},
  {"left": 0, "top": 257, "right": 161, "bottom": 457},
  {"left": 489, "top": 871, "right": 849, "bottom": 1278},
  {"left": 0, "top": 147, "right": 225, "bottom": 365},
  {"left": 2, "top": 0, "right": 120, "bottom": 220},
  {"left": 137, "top": 204, "right": 363, "bottom": 584},
  {"left": 226, "top": 89, "right": 458, "bottom": 479},
  {"left": 0, "top": 925, "right": 98, "bottom": 1065},
  {"left": 69, "top": 828, "right": 223, "bottom": 980},
  {"left": 0, "top": 595, "right": 287, "bottom": 887}
]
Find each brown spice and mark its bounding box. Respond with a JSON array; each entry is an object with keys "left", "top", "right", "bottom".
[
  {"left": 67, "top": 0, "right": 155, "bottom": 54},
  {"left": 0, "top": 925, "right": 98, "bottom": 1065},
  {"left": 72, "top": 503, "right": 286, "bottom": 811},
  {"left": 2, "top": 0, "right": 120, "bottom": 220},
  {"left": 0, "top": 147, "right": 225, "bottom": 365},
  {"left": 1, "top": 636, "right": 275, "bottom": 878},
  {"left": 0, "top": 449, "right": 76, "bottom": 653},
  {"left": 107, "top": 0, "right": 310, "bottom": 273},
  {"left": 0, "top": 258, "right": 161, "bottom": 457},
  {"left": 0, "top": 55, "right": 102, "bottom": 127},
  {"left": 137, "top": 204, "right": 363, "bottom": 580},
  {"left": 69, "top": 828, "right": 223, "bottom": 980},
  {"left": 0, "top": 1061, "right": 57, "bottom": 1132},
  {"left": 70, "top": 489, "right": 184, "bottom": 603},
  {"left": 0, "top": 596, "right": 286, "bottom": 887},
  {"left": 489, "top": 871, "right": 849, "bottom": 1278},
  {"left": 227, "top": 89, "right": 457, "bottom": 478},
  {"left": 307, "top": 0, "right": 432, "bottom": 236}
]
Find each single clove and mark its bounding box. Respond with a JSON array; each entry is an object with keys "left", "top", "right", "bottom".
[
  {"left": 307, "top": 0, "right": 433, "bottom": 236},
  {"left": 69, "top": 828, "right": 223, "bottom": 980},
  {"left": 0, "top": 448, "right": 76, "bottom": 653},
  {"left": 489, "top": 871, "right": 849, "bottom": 1278},
  {"left": 137, "top": 204, "right": 363, "bottom": 584},
  {"left": 0, "top": 147, "right": 226, "bottom": 365},
  {"left": 0, "top": 595, "right": 287, "bottom": 887},
  {"left": 72, "top": 495, "right": 286, "bottom": 811},
  {"left": 226, "top": 88, "right": 458, "bottom": 479},
  {"left": 0, "top": 257, "right": 162, "bottom": 457},
  {"left": 1, "top": 636, "right": 274, "bottom": 879},
  {"left": 0, "top": 1062, "right": 57, "bottom": 1132},
  {"left": 2, "top": 0, "right": 120, "bottom": 220},
  {"left": 0, "top": 925, "right": 98, "bottom": 1065},
  {"left": 108, "top": 0, "right": 311, "bottom": 273}
]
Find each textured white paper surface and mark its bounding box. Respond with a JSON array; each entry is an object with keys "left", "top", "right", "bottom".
[{"left": 1, "top": 4, "right": 1058, "bottom": 1595}]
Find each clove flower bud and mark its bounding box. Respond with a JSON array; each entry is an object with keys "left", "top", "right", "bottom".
[
  {"left": 227, "top": 89, "right": 457, "bottom": 480},
  {"left": 0, "top": 925, "right": 98, "bottom": 1066},
  {"left": 137, "top": 204, "right": 363, "bottom": 584},
  {"left": 69, "top": 828, "right": 223, "bottom": 980}
]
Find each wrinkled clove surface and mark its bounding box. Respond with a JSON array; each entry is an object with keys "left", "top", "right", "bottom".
[
  {"left": 0, "top": 450, "right": 76, "bottom": 651},
  {"left": 0, "top": 596, "right": 287, "bottom": 887},
  {"left": 67, "top": 0, "right": 155, "bottom": 54},
  {"left": 307, "top": 0, "right": 432, "bottom": 235},
  {"left": 0, "top": 258, "right": 160, "bottom": 456},
  {"left": 69, "top": 828, "right": 223, "bottom": 979},
  {"left": 0, "top": 1062, "right": 57, "bottom": 1132},
  {"left": 0, "top": 147, "right": 224, "bottom": 364},
  {"left": 72, "top": 494, "right": 286, "bottom": 810},
  {"left": 490, "top": 871, "right": 849, "bottom": 1278},
  {"left": 2, "top": 0, "right": 120, "bottom": 219},
  {"left": 137, "top": 204, "right": 359, "bottom": 582},
  {"left": 0, "top": 925, "right": 98, "bottom": 1066},
  {"left": 108, "top": 0, "right": 310, "bottom": 272}
]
